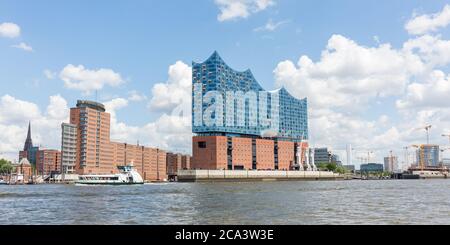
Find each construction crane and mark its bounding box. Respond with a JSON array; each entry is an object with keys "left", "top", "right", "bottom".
[
  {"left": 415, "top": 125, "right": 432, "bottom": 144},
  {"left": 442, "top": 134, "right": 450, "bottom": 144},
  {"left": 357, "top": 156, "right": 366, "bottom": 164}
]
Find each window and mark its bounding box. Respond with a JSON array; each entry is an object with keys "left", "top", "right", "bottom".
[{"left": 198, "top": 142, "right": 207, "bottom": 148}]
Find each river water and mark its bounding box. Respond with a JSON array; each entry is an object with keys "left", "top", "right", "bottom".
[{"left": 1, "top": 179, "right": 450, "bottom": 225}]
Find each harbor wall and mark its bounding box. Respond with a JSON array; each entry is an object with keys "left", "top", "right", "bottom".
[{"left": 177, "top": 170, "right": 342, "bottom": 182}]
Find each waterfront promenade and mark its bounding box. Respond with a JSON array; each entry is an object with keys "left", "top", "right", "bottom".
[{"left": 177, "top": 170, "right": 342, "bottom": 182}]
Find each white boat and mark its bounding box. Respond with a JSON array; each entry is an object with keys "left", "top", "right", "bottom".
[
  {"left": 0, "top": 179, "right": 7, "bottom": 185},
  {"left": 76, "top": 165, "right": 144, "bottom": 185}
]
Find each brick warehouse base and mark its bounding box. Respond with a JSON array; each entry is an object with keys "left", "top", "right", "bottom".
[{"left": 192, "top": 136, "right": 307, "bottom": 171}]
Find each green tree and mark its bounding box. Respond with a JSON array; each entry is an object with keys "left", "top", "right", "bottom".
[
  {"left": 317, "top": 162, "right": 347, "bottom": 174},
  {"left": 0, "top": 158, "right": 14, "bottom": 174},
  {"left": 335, "top": 165, "right": 348, "bottom": 174},
  {"left": 317, "top": 162, "right": 330, "bottom": 171},
  {"left": 326, "top": 163, "right": 337, "bottom": 172}
]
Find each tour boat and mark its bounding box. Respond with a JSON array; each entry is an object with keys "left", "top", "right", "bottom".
[
  {"left": 76, "top": 165, "right": 144, "bottom": 185},
  {"left": 0, "top": 179, "right": 7, "bottom": 185}
]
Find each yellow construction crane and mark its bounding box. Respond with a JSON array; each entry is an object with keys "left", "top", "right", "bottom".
[{"left": 411, "top": 144, "right": 425, "bottom": 171}]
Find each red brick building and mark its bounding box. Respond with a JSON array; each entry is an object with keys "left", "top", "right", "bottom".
[
  {"left": 36, "top": 149, "right": 61, "bottom": 175},
  {"left": 167, "top": 153, "right": 192, "bottom": 177},
  {"left": 192, "top": 136, "right": 306, "bottom": 171},
  {"left": 68, "top": 100, "right": 168, "bottom": 181}
]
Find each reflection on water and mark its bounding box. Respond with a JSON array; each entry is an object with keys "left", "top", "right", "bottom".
[{"left": 1, "top": 180, "right": 450, "bottom": 225}]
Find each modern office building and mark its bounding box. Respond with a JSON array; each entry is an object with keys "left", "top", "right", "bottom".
[
  {"left": 191, "top": 52, "right": 308, "bottom": 170},
  {"left": 36, "top": 149, "right": 61, "bottom": 175},
  {"left": 61, "top": 123, "right": 78, "bottom": 174},
  {"left": 384, "top": 155, "right": 398, "bottom": 172},
  {"left": 314, "top": 148, "right": 331, "bottom": 164},
  {"left": 416, "top": 144, "right": 440, "bottom": 167},
  {"left": 68, "top": 100, "right": 167, "bottom": 181},
  {"left": 360, "top": 163, "right": 384, "bottom": 173}
]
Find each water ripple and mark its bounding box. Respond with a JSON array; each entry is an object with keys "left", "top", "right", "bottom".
[{"left": 2, "top": 180, "right": 450, "bottom": 224}]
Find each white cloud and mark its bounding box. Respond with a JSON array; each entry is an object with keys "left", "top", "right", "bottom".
[
  {"left": 274, "top": 34, "right": 424, "bottom": 111},
  {"left": 0, "top": 95, "right": 69, "bottom": 161},
  {"left": 44, "top": 69, "right": 57, "bottom": 80},
  {"left": 215, "top": 0, "right": 276, "bottom": 22},
  {"left": 405, "top": 4, "right": 450, "bottom": 35},
  {"left": 254, "top": 19, "right": 290, "bottom": 32},
  {"left": 148, "top": 61, "right": 192, "bottom": 114},
  {"left": 403, "top": 34, "right": 450, "bottom": 68},
  {"left": 59, "top": 64, "right": 126, "bottom": 94},
  {"left": 127, "top": 90, "right": 147, "bottom": 102},
  {"left": 105, "top": 97, "right": 191, "bottom": 153},
  {"left": 0, "top": 95, "right": 41, "bottom": 125},
  {"left": 103, "top": 60, "right": 194, "bottom": 153},
  {"left": 397, "top": 70, "right": 450, "bottom": 110},
  {"left": 104, "top": 98, "right": 129, "bottom": 123},
  {"left": 378, "top": 115, "right": 390, "bottom": 126},
  {"left": 272, "top": 32, "right": 450, "bottom": 165},
  {"left": 0, "top": 22, "right": 20, "bottom": 38},
  {"left": 46, "top": 95, "right": 69, "bottom": 120},
  {"left": 11, "top": 42, "right": 33, "bottom": 52}
]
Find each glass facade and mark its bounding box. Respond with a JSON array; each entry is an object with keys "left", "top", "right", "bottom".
[
  {"left": 27, "top": 146, "right": 39, "bottom": 166},
  {"left": 360, "top": 163, "right": 384, "bottom": 172},
  {"left": 192, "top": 52, "right": 308, "bottom": 141},
  {"left": 416, "top": 145, "right": 440, "bottom": 167}
]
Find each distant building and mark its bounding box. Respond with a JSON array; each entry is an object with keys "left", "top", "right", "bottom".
[
  {"left": 384, "top": 155, "right": 398, "bottom": 172},
  {"left": 19, "top": 122, "right": 39, "bottom": 166},
  {"left": 346, "top": 144, "right": 352, "bottom": 166},
  {"left": 167, "top": 153, "right": 192, "bottom": 177},
  {"left": 331, "top": 154, "right": 342, "bottom": 165},
  {"left": 343, "top": 165, "right": 355, "bottom": 172},
  {"left": 313, "top": 148, "right": 341, "bottom": 165},
  {"left": 166, "top": 153, "right": 182, "bottom": 176},
  {"left": 61, "top": 123, "right": 78, "bottom": 174},
  {"left": 314, "top": 148, "right": 330, "bottom": 164},
  {"left": 360, "top": 163, "right": 384, "bottom": 173},
  {"left": 181, "top": 155, "right": 191, "bottom": 170},
  {"left": 416, "top": 144, "right": 440, "bottom": 167},
  {"left": 443, "top": 158, "right": 450, "bottom": 168},
  {"left": 11, "top": 158, "right": 33, "bottom": 184},
  {"left": 36, "top": 149, "right": 61, "bottom": 175}
]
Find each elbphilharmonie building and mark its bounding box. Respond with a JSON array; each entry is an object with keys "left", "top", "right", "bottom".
[{"left": 191, "top": 52, "right": 309, "bottom": 170}]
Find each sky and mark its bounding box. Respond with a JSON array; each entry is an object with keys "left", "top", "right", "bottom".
[{"left": 1, "top": 0, "right": 450, "bottom": 168}]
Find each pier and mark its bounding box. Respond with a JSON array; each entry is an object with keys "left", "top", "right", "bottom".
[{"left": 177, "top": 170, "right": 343, "bottom": 182}]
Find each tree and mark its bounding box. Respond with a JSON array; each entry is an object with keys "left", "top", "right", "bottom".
[
  {"left": 317, "top": 162, "right": 330, "bottom": 171},
  {"left": 0, "top": 159, "right": 14, "bottom": 174},
  {"left": 317, "top": 162, "right": 347, "bottom": 173},
  {"left": 335, "top": 165, "right": 348, "bottom": 174},
  {"left": 326, "top": 163, "right": 338, "bottom": 172}
]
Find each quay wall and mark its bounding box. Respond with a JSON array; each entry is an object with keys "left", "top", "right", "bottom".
[{"left": 177, "top": 170, "right": 342, "bottom": 182}]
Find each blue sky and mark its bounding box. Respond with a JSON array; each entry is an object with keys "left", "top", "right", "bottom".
[{"left": 1, "top": 0, "right": 450, "bottom": 168}]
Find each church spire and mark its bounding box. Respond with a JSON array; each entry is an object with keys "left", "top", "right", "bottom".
[{"left": 23, "top": 121, "right": 33, "bottom": 151}]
